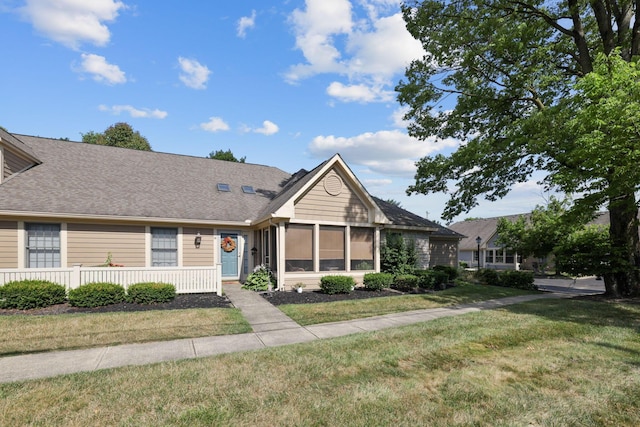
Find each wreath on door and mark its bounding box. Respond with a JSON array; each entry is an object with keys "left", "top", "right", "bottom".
[{"left": 221, "top": 236, "right": 236, "bottom": 252}]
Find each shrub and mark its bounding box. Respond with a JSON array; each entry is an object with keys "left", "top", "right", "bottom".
[
  {"left": 381, "top": 233, "right": 417, "bottom": 275},
  {"left": 242, "top": 264, "right": 276, "bottom": 291},
  {"left": 320, "top": 275, "right": 355, "bottom": 294},
  {"left": 432, "top": 265, "right": 459, "bottom": 281},
  {"left": 392, "top": 274, "right": 419, "bottom": 292},
  {"left": 417, "top": 269, "right": 450, "bottom": 290},
  {"left": 68, "top": 282, "right": 126, "bottom": 308},
  {"left": 127, "top": 282, "right": 176, "bottom": 304},
  {"left": 362, "top": 273, "right": 394, "bottom": 291},
  {"left": 477, "top": 268, "right": 500, "bottom": 286},
  {"left": 499, "top": 270, "right": 537, "bottom": 290},
  {"left": 0, "top": 280, "right": 66, "bottom": 309}
]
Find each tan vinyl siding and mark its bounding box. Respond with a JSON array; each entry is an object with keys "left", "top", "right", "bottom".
[
  {"left": 429, "top": 238, "right": 458, "bottom": 267},
  {"left": 183, "top": 227, "right": 214, "bottom": 266},
  {"left": 295, "top": 170, "right": 368, "bottom": 222},
  {"left": 3, "top": 149, "right": 34, "bottom": 179},
  {"left": 0, "top": 221, "right": 18, "bottom": 268},
  {"left": 67, "top": 223, "right": 146, "bottom": 267}
]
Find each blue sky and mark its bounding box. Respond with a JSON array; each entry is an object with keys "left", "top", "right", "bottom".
[{"left": 0, "top": 0, "right": 550, "bottom": 222}]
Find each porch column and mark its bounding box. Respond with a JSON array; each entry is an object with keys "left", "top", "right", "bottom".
[{"left": 276, "top": 221, "right": 286, "bottom": 290}]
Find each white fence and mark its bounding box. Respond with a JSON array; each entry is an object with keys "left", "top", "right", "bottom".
[{"left": 0, "top": 265, "right": 222, "bottom": 296}]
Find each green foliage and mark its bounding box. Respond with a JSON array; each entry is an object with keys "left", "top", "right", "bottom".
[
  {"left": 362, "top": 273, "right": 394, "bottom": 291},
  {"left": 0, "top": 280, "right": 66, "bottom": 309},
  {"left": 476, "top": 269, "right": 500, "bottom": 286},
  {"left": 242, "top": 265, "right": 276, "bottom": 291},
  {"left": 208, "top": 149, "right": 246, "bottom": 163},
  {"left": 68, "top": 282, "right": 126, "bottom": 308},
  {"left": 415, "top": 269, "right": 449, "bottom": 290},
  {"left": 381, "top": 233, "right": 417, "bottom": 275},
  {"left": 126, "top": 282, "right": 176, "bottom": 304},
  {"left": 499, "top": 271, "right": 537, "bottom": 290},
  {"left": 397, "top": 1, "right": 640, "bottom": 296},
  {"left": 555, "top": 225, "right": 611, "bottom": 278},
  {"left": 81, "top": 122, "right": 152, "bottom": 151},
  {"left": 319, "top": 275, "right": 355, "bottom": 294},
  {"left": 432, "top": 265, "right": 458, "bottom": 281},
  {"left": 391, "top": 274, "right": 419, "bottom": 292}
]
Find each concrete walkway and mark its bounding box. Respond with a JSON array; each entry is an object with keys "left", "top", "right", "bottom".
[{"left": 0, "top": 280, "right": 597, "bottom": 384}]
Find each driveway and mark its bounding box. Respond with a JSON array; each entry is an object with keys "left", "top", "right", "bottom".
[{"left": 534, "top": 276, "right": 605, "bottom": 295}]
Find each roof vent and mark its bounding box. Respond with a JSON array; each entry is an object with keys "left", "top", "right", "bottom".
[
  {"left": 217, "top": 183, "right": 231, "bottom": 192},
  {"left": 241, "top": 185, "right": 255, "bottom": 194}
]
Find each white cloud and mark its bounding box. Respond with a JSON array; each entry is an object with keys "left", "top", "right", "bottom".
[
  {"left": 237, "top": 10, "right": 256, "bottom": 38},
  {"left": 326, "top": 81, "right": 393, "bottom": 103},
  {"left": 98, "top": 104, "right": 167, "bottom": 119},
  {"left": 200, "top": 117, "right": 230, "bottom": 133},
  {"left": 391, "top": 106, "right": 411, "bottom": 128},
  {"left": 362, "top": 178, "right": 393, "bottom": 187},
  {"left": 254, "top": 120, "right": 279, "bottom": 135},
  {"left": 286, "top": 2, "right": 424, "bottom": 103},
  {"left": 178, "top": 57, "right": 211, "bottom": 90},
  {"left": 20, "top": 0, "right": 125, "bottom": 49},
  {"left": 77, "top": 53, "right": 126, "bottom": 84},
  {"left": 308, "top": 129, "right": 460, "bottom": 176}
]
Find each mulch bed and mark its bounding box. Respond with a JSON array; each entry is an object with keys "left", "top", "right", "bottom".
[{"left": 0, "top": 293, "right": 233, "bottom": 316}]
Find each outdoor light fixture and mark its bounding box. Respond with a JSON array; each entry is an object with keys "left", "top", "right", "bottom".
[
  {"left": 476, "top": 236, "right": 482, "bottom": 268},
  {"left": 195, "top": 232, "right": 202, "bottom": 248},
  {"left": 251, "top": 247, "right": 257, "bottom": 256}
]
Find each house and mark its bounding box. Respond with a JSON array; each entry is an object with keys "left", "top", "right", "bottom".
[
  {"left": 0, "top": 129, "right": 460, "bottom": 291},
  {"left": 448, "top": 216, "right": 527, "bottom": 270}
]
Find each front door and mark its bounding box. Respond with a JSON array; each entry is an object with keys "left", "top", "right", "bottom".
[{"left": 221, "top": 233, "right": 239, "bottom": 278}]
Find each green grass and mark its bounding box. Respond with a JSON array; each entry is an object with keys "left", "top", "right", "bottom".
[
  {"left": 0, "top": 308, "right": 251, "bottom": 356},
  {"left": 1, "top": 298, "right": 639, "bottom": 426},
  {"left": 280, "top": 283, "right": 536, "bottom": 325}
]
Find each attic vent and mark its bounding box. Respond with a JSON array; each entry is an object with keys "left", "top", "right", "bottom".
[
  {"left": 323, "top": 174, "right": 343, "bottom": 196},
  {"left": 217, "top": 183, "right": 231, "bottom": 192},
  {"left": 241, "top": 185, "right": 255, "bottom": 194}
]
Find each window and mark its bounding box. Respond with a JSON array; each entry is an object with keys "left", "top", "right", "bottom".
[
  {"left": 241, "top": 185, "right": 255, "bottom": 194},
  {"left": 151, "top": 227, "right": 177, "bottom": 266},
  {"left": 495, "top": 248, "right": 504, "bottom": 263},
  {"left": 217, "top": 183, "right": 231, "bottom": 192},
  {"left": 26, "top": 223, "right": 60, "bottom": 267},
  {"left": 285, "top": 225, "right": 313, "bottom": 271},
  {"left": 350, "top": 227, "right": 374, "bottom": 270},
  {"left": 485, "top": 250, "right": 494, "bottom": 264},
  {"left": 320, "top": 226, "right": 345, "bottom": 271}
]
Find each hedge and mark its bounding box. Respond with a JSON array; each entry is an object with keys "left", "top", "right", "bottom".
[
  {"left": 68, "top": 282, "right": 126, "bottom": 308},
  {"left": 127, "top": 282, "right": 176, "bottom": 304},
  {"left": 0, "top": 280, "right": 67, "bottom": 310},
  {"left": 320, "top": 275, "right": 355, "bottom": 294},
  {"left": 362, "top": 273, "right": 394, "bottom": 291}
]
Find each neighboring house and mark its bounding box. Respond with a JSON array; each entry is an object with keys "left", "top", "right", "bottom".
[
  {"left": 449, "top": 216, "right": 527, "bottom": 270},
  {"left": 0, "top": 129, "right": 460, "bottom": 291}
]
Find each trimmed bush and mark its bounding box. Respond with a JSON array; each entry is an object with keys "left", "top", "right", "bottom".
[
  {"left": 499, "top": 270, "right": 537, "bottom": 290},
  {"left": 0, "top": 280, "right": 66, "bottom": 310},
  {"left": 127, "top": 282, "right": 176, "bottom": 304},
  {"left": 363, "top": 273, "right": 394, "bottom": 291},
  {"left": 432, "top": 265, "right": 459, "bottom": 281},
  {"left": 415, "top": 270, "right": 449, "bottom": 290},
  {"left": 68, "top": 282, "right": 126, "bottom": 308},
  {"left": 392, "top": 274, "right": 419, "bottom": 292},
  {"left": 320, "top": 275, "right": 355, "bottom": 294},
  {"left": 477, "top": 268, "right": 500, "bottom": 286}
]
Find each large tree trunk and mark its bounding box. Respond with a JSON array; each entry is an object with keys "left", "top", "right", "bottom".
[{"left": 605, "top": 193, "right": 640, "bottom": 297}]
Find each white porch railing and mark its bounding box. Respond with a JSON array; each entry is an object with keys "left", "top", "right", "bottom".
[{"left": 0, "top": 265, "right": 222, "bottom": 296}]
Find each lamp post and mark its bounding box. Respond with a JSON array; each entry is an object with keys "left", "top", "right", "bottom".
[{"left": 476, "top": 236, "right": 482, "bottom": 269}]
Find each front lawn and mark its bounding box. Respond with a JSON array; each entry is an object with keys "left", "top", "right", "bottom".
[{"left": 1, "top": 298, "right": 638, "bottom": 426}]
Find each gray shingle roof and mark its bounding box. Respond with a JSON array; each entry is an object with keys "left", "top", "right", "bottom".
[
  {"left": 0, "top": 135, "right": 291, "bottom": 222},
  {"left": 0, "top": 128, "right": 40, "bottom": 161},
  {"left": 373, "top": 197, "right": 462, "bottom": 238}
]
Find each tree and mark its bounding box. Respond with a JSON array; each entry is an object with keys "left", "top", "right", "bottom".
[
  {"left": 81, "top": 123, "right": 152, "bottom": 151},
  {"left": 208, "top": 149, "right": 246, "bottom": 163},
  {"left": 385, "top": 199, "right": 402, "bottom": 207},
  {"left": 397, "top": 0, "right": 640, "bottom": 297}
]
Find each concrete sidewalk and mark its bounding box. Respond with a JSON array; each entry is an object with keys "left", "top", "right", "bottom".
[{"left": 0, "top": 282, "right": 589, "bottom": 384}]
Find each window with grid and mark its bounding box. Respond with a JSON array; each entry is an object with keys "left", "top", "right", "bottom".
[
  {"left": 151, "top": 227, "right": 177, "bottom": 266},
  {"left": 320, "top": 226, "right": 345, "bottom": 271},
  {"left": 26, "top": 223, "right": 61, "bottom": 268},
  {"left": 350, "top": 227, "right": 374, "bottom": 270}
]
